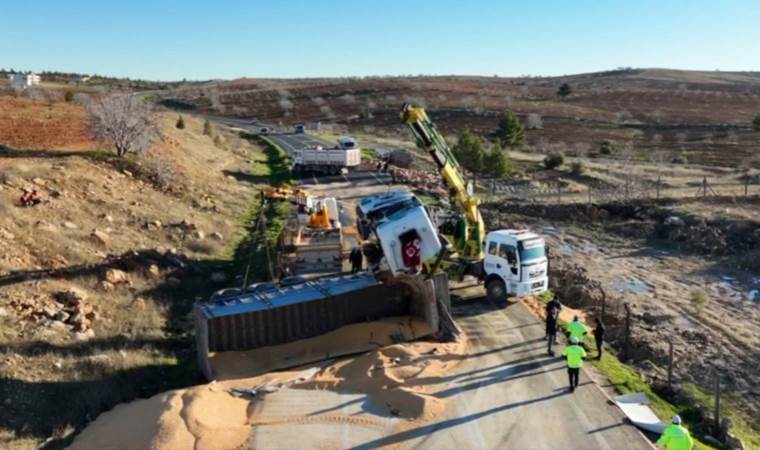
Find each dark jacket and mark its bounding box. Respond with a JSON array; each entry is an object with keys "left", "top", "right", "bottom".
[
  {"left": 545, "top": 299, "right": 561, "bottom": 324},
  {"left": 594, "top": 322, "right": 605, "bottom": 341}
]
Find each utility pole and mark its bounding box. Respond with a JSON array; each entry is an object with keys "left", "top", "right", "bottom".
[{"left": 656, "top": 175, "right": 661, "bottom": 201}]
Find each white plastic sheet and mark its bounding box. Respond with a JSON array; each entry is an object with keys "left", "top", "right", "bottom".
[{"left": 614, "top": 392, "right": 666, "bottom": 434}]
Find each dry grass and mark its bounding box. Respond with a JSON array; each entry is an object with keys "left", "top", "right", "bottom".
[{"left": 0, "top": 98, "right": 267, "bottom": 448}]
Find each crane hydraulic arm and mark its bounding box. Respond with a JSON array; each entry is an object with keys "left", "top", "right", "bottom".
[{"left": 400, "top": 103, "right": 485, "bottom": 261}]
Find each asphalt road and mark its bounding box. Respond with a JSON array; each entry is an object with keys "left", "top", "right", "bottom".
[
  {"left": 266, "top": 133, "right": 332, "bottom": 156},
  {"left": 247, "top": 170, "right": 654, "bottom": 450},
  {"left": 249, "top": 292, "right": 653, "bottom": 449},
  {"left": 212, "top": 116, "right": 332, "bottom": 156},
  {"left": 369, "top": 293, "right": 653, "bottom": 450}
]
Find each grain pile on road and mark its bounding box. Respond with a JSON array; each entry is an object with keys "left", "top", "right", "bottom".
[
  {"left": 69, "top": 328, "right": 467, "bottom": 450},
  {"left": 209, "top": 316, "right": 435, "bottom": 380}
]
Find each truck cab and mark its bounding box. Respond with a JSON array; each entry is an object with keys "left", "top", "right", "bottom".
[
  {"left": 294, "top": 124, "right": 305, "bottom": 134},
  {"left": 356, "top": 192, "right": 442, "bottom": 275},
  {"left": 483, "top": 229, "right": 548, "bottom": 302},
  {"left": 338, "top": 136, "right": 356, "bottom": 150}
]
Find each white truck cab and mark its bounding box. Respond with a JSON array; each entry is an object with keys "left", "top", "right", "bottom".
[
  {"left": 356, "top": 191, "right": 442, "bottom": 275},
  {"left": 483, "top": 229, "right": 548, "bottom": 301},
  {"left": 338, "top": 136, "right": 356, "bottom": 150}
]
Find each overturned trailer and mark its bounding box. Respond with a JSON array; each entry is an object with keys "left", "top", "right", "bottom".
[{"left": 195, "top": 272, "right": 451, "bottom": 380}]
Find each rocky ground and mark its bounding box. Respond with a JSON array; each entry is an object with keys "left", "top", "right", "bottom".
[{"left": 0, "top": 98, "right": 263, "bottom": 448}]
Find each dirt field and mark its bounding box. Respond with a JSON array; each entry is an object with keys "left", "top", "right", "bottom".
[
  {"left": 162, "top": 69, "right": 760, "bottom": 168},
  {"left": 0, "top": 97, "right": 262, "bottom": 448}
]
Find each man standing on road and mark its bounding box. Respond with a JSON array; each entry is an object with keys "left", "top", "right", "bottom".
[
  {"left": 350, "top": 246, "right": 363, "bottom": 274},
  {"left": 545, "top": 297, "right": 562, "bottom": 355},
  {"left": 561, "top": 337, "right": 587, "bottom": 392},
  {"left": 593, "top": 317, "right": 606, "bottom": 360},
  {"left": 656, "top": 415, "right": 694, "bottom": 450},
  {"left": 566, "top": 315, "right": 589, "bottom": 347}
]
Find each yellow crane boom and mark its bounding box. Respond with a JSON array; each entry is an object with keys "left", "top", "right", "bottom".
[{"left": 400, "top": 104, "right": 485, "bottom": 261}]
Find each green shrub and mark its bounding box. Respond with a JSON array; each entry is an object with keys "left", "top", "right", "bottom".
[
  {"left": 175, "top": 115, "right": 185, "bottom": 129},
  {"left": 570, "top": 160, "right": 586, "bottom": 175},
  {"left": 599, "top": 140, "right": 614, "bottom": 155},
  {"left": 671, "top": 154, "right": 688, "bottom": 164},
  {"left": 203, "top": 119, "right": 213, "bottom": 136},
  {"left": 64, "top": 91, "right": 74, "bottom": 103},
  {"left": 537, "top": 290, "right": 554, "bottom": 303},
  {"left": 543, "top": 152, "right": 564, "bottom": 170},
  {"left": 213, "top": 134, "right": 225, "bottom": 149},
  {"left": 689, "top": 289, "right": 708, "bottom": 314}
]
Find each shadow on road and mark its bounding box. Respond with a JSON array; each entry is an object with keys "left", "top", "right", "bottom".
[{"left": 346, "top": 390, "right": 567, "bottom": 450}]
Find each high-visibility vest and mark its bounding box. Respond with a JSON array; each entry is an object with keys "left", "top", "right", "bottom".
[
  {"left": 656, "top": 424, "right": 694, "bottom": 450},
  {"left": 566, "top": 321, "right": 588, "bottom": 340},
  {"left": 561, "top": 344, "right": 587, "bottom": 368}
]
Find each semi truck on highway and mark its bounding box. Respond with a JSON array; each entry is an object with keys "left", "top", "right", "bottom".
[{"left": 292, "top": 137, "right": 361, "bottom": 175}]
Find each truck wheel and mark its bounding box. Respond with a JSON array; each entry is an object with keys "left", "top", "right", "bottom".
[{"left": 485, "top": 278, "right": 507, "bottom": 307}]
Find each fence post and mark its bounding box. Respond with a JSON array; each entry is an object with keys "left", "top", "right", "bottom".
[
  {"left": 745, "top": 177, "right": 749, "bottom": 197},
  {"left": 667, "top": 339, "right": 674, "bottom": 391},
  {"left": 656, "top": 175, "right": 661, "bottom": 201},
  {"left": 557, "top": 185, "right": 561, "bottom": 204},
  {"left": 702, "top": 177, "right": 708, "bottom": 198},
  {"left": 588, "top": 187, "right": 592, "bottom": 204},
  {"left": 622, "top": 303, "right": 631, "bottom": 362},
  {"left": 596, "top": 284, "right": 606, "bottom": 323},
  {"left": 714, "top": 371, "right": 721, "bottom": 434}
]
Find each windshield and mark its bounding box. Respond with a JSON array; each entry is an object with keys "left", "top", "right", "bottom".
[{"left": 518, "top": 241, "right": 545, "bottom": 261}]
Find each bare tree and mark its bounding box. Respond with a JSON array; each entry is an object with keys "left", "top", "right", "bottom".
[{"left": 88, "top": 94, "right": 157, "bottom": 157}]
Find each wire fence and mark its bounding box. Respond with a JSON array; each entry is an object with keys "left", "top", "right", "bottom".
[{"left": 480, "top": 176, "right": 760, "bottom": 205}]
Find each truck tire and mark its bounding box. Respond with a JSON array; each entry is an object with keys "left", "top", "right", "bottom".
[{"left": 485, "top": 277, "right": 507, "bottom": 307}]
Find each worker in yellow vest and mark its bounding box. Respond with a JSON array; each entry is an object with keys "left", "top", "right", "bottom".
[
  {"left": 566, "top": 315, "right": 589, "bottom": 346},
  {"left": 657, "top": 415, "right": 694, "bottom": 450},
  {"left": 561, "top": 336, "right": 587, "bottom": 392}
]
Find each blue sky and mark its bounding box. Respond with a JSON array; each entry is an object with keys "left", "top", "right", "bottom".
[{"left": 1, "top": 0, "right": 758, "bottom": 80}]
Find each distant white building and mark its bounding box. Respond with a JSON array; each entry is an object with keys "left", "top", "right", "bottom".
[{"left": 8, "top": 73, "right": 41, "bottom": 89}]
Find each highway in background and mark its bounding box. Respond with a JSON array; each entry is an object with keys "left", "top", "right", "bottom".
[{"left": 213, "top": 116, "right": 332, "bottom": 156}]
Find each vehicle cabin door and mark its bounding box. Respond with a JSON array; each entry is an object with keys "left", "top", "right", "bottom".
[{"left": 485, "top": 239, "right": 519, "bottom": 282}]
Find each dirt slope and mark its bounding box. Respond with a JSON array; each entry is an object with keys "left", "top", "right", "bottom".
[{"left": 0, "top": 97, "right": 260, "bottom": 448}]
